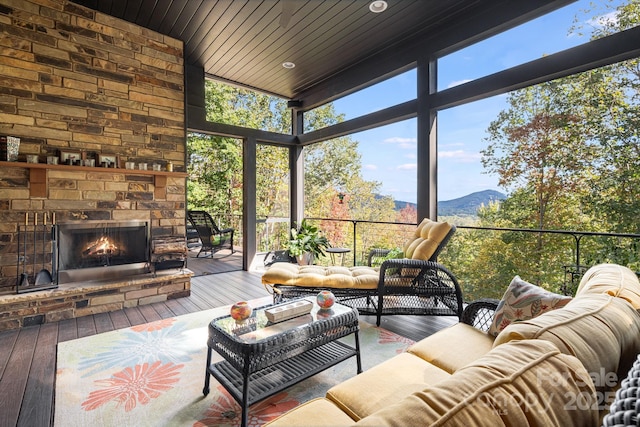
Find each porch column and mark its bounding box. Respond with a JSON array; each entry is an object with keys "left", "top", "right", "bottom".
[
  {"left": 290, "top": 108, "right": 304, "bottom": 228},
  {"left": 243, "top": 136, "right": 257, "bottom": 270},
  {"left": 416, "top": 57, "right": 438, "bottom": 221}
]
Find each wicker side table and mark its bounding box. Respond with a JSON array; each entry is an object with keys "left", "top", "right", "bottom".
[{"left": 203, "top": 298, "right": 361, "bottom": 427}]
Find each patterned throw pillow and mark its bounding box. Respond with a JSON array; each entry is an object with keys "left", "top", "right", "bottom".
[{"left": 488, "top": 276, "right": 572, "bottom": 337}]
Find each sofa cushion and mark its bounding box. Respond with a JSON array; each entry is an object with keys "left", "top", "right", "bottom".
[
  {"left": 325, "top": 352, "right": 451, "bottom": 421},
  {"left": 354, "top": 340, "right": 599, "bottom": 427},
  {"left": 494, "top": 294, "right": 640, "bottom": 383},
  {"left": 263, "top": 398, "right": 355, "bottom": 427},
  {"left": 488, "top": 275, "right": 572, "bottom": 337},
  {"left": 576, "top": 263, "right": 640, "bottom": 309},
  {"left": 403, "top": 219, "right": 452, "bottom": 261},
  {"left": 261, "top": 262, "right": 379, "bottom": 289},
  {"left": 407, "top": 323, "right": 495, "bottom": 373}
]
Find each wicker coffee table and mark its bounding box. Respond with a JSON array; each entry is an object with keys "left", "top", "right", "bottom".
[{"left": 203, "top": 297, "right": 362, "bottom": 427}]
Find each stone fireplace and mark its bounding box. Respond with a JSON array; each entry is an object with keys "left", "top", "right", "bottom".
[{"left": 0, "top": 0, "right": 191, "bottom": 330}]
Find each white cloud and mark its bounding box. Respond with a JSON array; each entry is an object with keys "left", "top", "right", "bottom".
[
  {"left": 447, "top": 79, "right": 472, "bottom": 89},
  {"left": 397, "top": 163, "right": 417, "bottom": 171},
  {"left": 364, "top": 164, "right": 378, "bottom": 170},
  {"left": 587, "top": 11, "right": 619, "bottom": 29},
  {"left": 405, "top": 153, "right": 416, "bottom": 159},
  {"left": 383, "top": 137, "right": 416, "bottom": 149},
  {"left": 439, "top": 142, "right": 465, "bottom": 148},
  {"left": 438, "top": 150, "right": 482, "bottom": 163}
]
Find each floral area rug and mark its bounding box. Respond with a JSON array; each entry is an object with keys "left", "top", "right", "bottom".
[{"left": 55, "top": 302, "right": 414, "bottom": 427}]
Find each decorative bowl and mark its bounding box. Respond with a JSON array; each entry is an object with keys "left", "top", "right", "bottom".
[{"left": 230, "top": 301, "right": 253, "bottom": 321}]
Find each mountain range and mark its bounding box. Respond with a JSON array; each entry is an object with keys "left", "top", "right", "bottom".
[{"left": 394, "top": 189, "right": 506, "bottom": 216}]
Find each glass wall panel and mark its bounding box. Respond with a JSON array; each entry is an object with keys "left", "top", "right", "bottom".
[
  {"left": 304, "top": 119, "right": 417, "bottom": 218},
  {"left": 204, "top": 80, "right": 291, "bottom": 133},
  {"left": 437, "top": 0, "right": 635, "bottom": 90},
  {"left": 305, "top": 69, "right": 416, "bottom": 131},
  {"left": 256, "top": 144, "right": 290, "bottom": 252},
  {"left": 438, "top": 55, "right": 640, "bottom": 298}
]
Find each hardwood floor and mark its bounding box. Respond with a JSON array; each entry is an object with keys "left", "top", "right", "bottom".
[
  {"left": 0, "top": 260, "right": 456, "bottom": 427},
  {"left": 185, "top": 246, "right": 244, "bottom": 275}
]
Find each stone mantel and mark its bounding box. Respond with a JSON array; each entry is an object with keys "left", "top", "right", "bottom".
[{"left": 0, "top": 161, "right": 188, "bottom": 198}]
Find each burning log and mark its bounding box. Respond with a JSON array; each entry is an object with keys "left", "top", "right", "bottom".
[{"left": 82, "top": 236, "right": 123, "bottom": 257}]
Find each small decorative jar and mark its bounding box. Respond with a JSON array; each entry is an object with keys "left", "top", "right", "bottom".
[
  {"left": 230, "top": 301, "right": 253, "bottom": 321},
  {"left": 316, "top": 290, "right": 336, "bottom": 310}
]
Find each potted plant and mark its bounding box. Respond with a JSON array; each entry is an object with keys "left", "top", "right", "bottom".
[{"left": 287, "top": 219, "right": 331, "bottom": 265}]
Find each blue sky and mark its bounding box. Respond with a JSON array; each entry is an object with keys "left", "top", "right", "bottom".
[{"left": 331, "top": 0, "right": 621, "bottom": 203}]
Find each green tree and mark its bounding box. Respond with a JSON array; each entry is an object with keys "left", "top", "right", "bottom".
[
  {"left": 480, "top": 81, "right": 595, "bottom": 284},
  {"left": 303, "top": 104, "right": 362, "bottom": 216},
  {"left": 571, "top": 1, "right": 640, "bottom": 234},
  {"left": 460, "top": 1, "right": 640, "bottom": 295},
  {"left": 187, "top": 134, "right": 242, "bottom": 218},
  {"left": 188, "top": 81, "right": 292, "bottom": 235}
]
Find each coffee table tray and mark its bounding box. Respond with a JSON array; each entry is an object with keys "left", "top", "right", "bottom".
[{"left": 209, "top": 339, "right": 357, "bottom": 406}]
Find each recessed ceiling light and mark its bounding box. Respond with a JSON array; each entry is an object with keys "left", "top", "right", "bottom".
[
  {"left": 369, "top": 1, "right": 388, "bottom": 13},
  {"left": 282, "top": 61, "right": 296, "bottom": 69}
]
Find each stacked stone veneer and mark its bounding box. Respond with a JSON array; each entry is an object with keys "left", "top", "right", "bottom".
[
  {"left": 0, "top": 0, "right": 189, "bottom": 317},
  {"left": 0, "top": 270, "right": 192, "bottom": 331}
]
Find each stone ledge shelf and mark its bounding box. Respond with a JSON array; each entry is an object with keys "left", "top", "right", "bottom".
[
  {"left": 0, "top": 161, "right": 188, "bottom": 199},
  {"left": 0, "top": 269, "right": 193, "bottom": 331}
]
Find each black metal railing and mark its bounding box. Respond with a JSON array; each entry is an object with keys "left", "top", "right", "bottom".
[
  {"left": 203, "top": 214, "right": 639, "bottom": 299},
  {"left": 453, "top": 225, "right": 640, "bottom": 297},
  {"left": 293, "top": 218, "right": 640, "bottom": 299}
]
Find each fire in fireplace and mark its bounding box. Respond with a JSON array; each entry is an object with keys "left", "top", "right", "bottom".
[
  {"left": 57, "top": 221, "right": 150, "bottom": 284},
  {"left": 83, "top": 236, "right": 122, "bottom": 257}
]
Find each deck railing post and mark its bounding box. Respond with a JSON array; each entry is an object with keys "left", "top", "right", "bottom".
[{"left": 352, "top": 220, "right": 357, "bottom": 266}]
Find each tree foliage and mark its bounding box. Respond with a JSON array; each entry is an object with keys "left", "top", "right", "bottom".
[
  {"left": 188, "top": 82, "right": 403, "bottom": 255},
  {"left": 451, "top": 0, "right": 640, "bottom": 298}
]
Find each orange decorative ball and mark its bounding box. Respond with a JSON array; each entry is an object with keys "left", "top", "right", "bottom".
[{"left": 230, "top": 301, "right": 252, "bottom": 321}]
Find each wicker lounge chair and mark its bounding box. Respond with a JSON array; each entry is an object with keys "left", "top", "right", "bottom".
[
  {"left": 187, "top": 210, "right": 234, "bottom": 258},
  {"left": 262, "top": 219, "right": 464, "bottom": 326},
  {"left": 603, "top": 353, "right": 640, "bottom": 426}
]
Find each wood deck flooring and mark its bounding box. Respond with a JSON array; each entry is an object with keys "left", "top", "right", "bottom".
[{"left": 0, "top": 254, "right": 456, "bottom": 427}]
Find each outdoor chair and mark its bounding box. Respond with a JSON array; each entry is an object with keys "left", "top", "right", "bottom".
[
  {"left": 262, "top": 218, "right": 463, "bottom": 326},
  {"left": 362, "top": 219, "right": 462, "bottom": 323},
  {"left": 187, "top": 210, "right": 234, "bottom": 258}
]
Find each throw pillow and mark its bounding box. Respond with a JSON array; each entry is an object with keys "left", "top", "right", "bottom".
[{"left": 488, "top": 276, "right": 572, "bottom": 337}]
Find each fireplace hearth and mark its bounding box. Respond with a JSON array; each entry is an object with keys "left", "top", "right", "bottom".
[{"left": 57, "top": 221, "right": 150, "bottom": 284}]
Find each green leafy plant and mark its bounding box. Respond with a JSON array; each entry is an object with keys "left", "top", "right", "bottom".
[
  {"left": 382, "top": 247, "right": 404, "bottom": 261},
  {"left": 287, "top": 219, "right": 331, "bottom": 263},
  {"left": 381, "top": 247, "right": 404, "bottom": 275}
]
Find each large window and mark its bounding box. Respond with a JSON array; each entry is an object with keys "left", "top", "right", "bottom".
[
  {"left": 437, "top": 98, "right": 502, "bottom": 204},
  {"left": 438, "top": 0, "right": 635, "bottom": 90},
  {"left": 204, "top": 80, "right": 290, "bottom": 133},
  {"left": 305, "top": 69, "right": 416, "bottom": 131}
]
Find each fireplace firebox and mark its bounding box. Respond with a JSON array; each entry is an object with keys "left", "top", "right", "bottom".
[{"left": 57, "top": 221, "right": 150, "bottom": 284}]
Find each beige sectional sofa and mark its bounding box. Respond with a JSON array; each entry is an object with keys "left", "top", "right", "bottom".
[{"left": 265, "top": 263, "right": 640, "bottom": 427}]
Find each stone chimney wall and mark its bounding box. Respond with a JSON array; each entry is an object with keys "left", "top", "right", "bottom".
[{"left": 0, "top": 0, "right": 186, "bottom": 294}]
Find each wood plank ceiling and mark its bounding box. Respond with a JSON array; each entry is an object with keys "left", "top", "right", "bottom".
[{"left": 70, "top": 0, "right": 569, "bottom": 101}]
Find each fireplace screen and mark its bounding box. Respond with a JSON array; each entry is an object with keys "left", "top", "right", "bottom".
[{"left": 57, "top": 221, "right": 150, "bottom": 283}]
